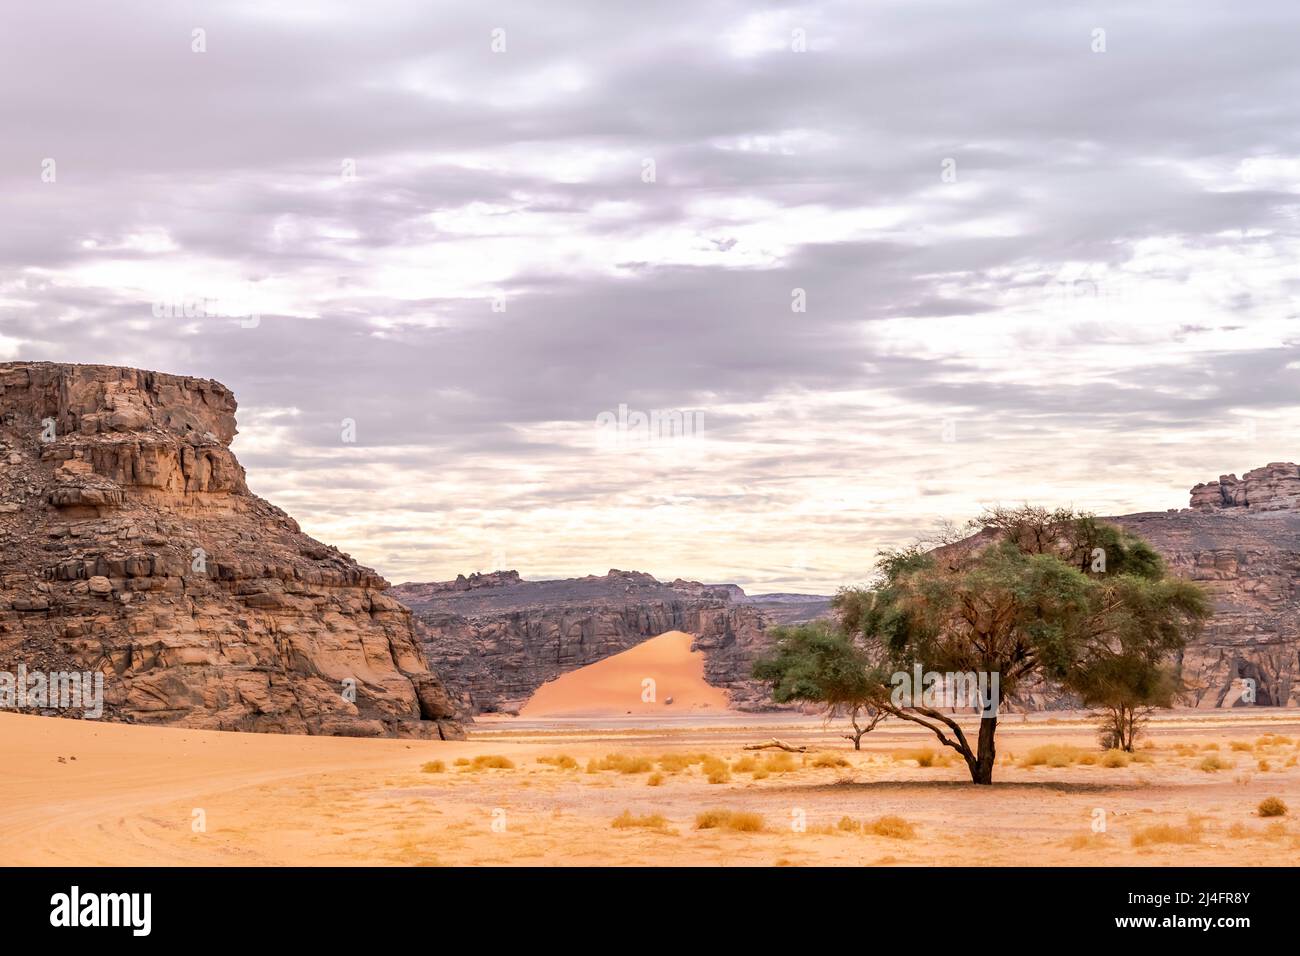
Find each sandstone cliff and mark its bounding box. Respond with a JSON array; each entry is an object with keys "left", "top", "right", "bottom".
[
  {"left": 391, "top": 570, "right": 802, "bottom": 713},
  {"left": 1109, "top": 465, "right": 1300, "bottom": 708},
  {"left": 0, "top": 362, "right": 461, "bottom": 738}
]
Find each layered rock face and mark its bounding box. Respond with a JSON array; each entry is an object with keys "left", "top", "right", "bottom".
[
  {"left": 391, "top": 570, "right": 805, "bottom": 713},
  {"left": 0, "top": 362, "right": 461, "bottom": 738},
  {"left": 1189, "top": 462, "right": 1300, "bottom": 512},
  {"left": 1107, "top": 465, "right": 1300, "bottom": 708}
]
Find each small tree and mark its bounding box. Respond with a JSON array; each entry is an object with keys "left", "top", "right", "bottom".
[
  {"left": 825, "top": 506, "right": 1209, "bottom": 784},
  {"left": 1070, "top": 652, "right": 1180, "bottom": 752},
  {"left": 753, "top": 621, "right": 888, "bottom": 749}
]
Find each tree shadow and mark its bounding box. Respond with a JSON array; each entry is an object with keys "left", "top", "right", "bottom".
[{"left": 765, "top": 779, "right": 1139, "bottom": 795}]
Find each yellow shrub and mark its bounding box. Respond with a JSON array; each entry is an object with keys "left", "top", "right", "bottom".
[
  {"left": 537, "top": 754, "right": 578, "bottom": 769},
  {"left": 647, "top": 772, "right": 665, "bottom": 787},
  {"left": 1020, "top": 745, "right": 1083, "bottom": 768},
  {"left": 866, "top": 815, "right": 916, "bottom": 839},
  {"left": 1132, "top": 821, "right": 1202, "bottom": 847},
  {"left": 695, "top": 810, "right": 765, "bottom": 832},
  {"left": 420, "top": 760, "right": 446, "bottom": 773},
  {"left": 590, "top": 753, "right": 654, "bottom": 774},
  {"left": 760, "top": 752, "right": 798, "bottom": 774},
  {"left": 1100, "top": 749, "right": 1131, "bottom": 768},
  {"left": 458, "top": 754, "right": 515, "bottom": 771},
  {"left": 1258, "top": 797, "right": 1288, "bottom": 818},
  {"left": 611, "top": 810, "right": 669, "bottom": 830},
  {"left": 811, "top": 752, "right": 850, "bottom": 768}
]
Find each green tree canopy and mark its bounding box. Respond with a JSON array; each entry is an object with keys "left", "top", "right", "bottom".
[{"left": 759, "top": 506, "right": 1210, "bottom": 783}]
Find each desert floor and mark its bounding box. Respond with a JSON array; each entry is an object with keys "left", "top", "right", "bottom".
[{"left": 2, "top": 708, "right": 1298, "bottom": 866}]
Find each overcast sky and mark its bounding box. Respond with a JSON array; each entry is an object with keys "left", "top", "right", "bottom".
[{"left": 3, "top": 1, "right": 1299, "bottom": 592}]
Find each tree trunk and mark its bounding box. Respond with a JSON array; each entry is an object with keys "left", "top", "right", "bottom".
[{"left": 971, "top": 715, "right": 997, "bottom": 784}]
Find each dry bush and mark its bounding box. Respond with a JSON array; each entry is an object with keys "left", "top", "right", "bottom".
[
  {"left": 611, "top": 810, "right": 669, "bottom": 830},
  {"left": 1100, "top": 749, "right": 1131, "bottom": 768},
  {"left": 760, "top": 752, "right": 799, "bottom": 774},
  {"left": 811, "top": 752, "right": 850, "bottom": 769},
  {"left": 1258, "top": 759, "right": 1270, "bottom": 772},
  {"left": 1201, "top": 742, "right": 1220, "bottom": 751},
  {"left": 893, "top": 747, "right": 946, "bottom": 767},
  {"left": 751, "top": 769, "right": 770, "bottom": 780},
  {"left": 1199, "top": 755, "right": 1231, "bottom": 772},
  {"left": 694, "top": 810, "right": 765, "bottom": 832},
  {"left": 420, "top": 760, "right": 446, "bottom": 773},
  {"left": 1020, "top": 745, "right": 1085, "bottom": 768},
  {"left": 1131, "top": 819, "right": 1202, "bottom": 847},
  {"left": 657, "top": 753, "right": 705, "bottom": 774},
  {"left": 458, "top": 754, "right": 515, "bottom": 771},
  {"left": 646, "top": 772, "right": 664, "bottom": 787},
  {"left": 836, "top": 816, "right": 861, "bottom": 833},
  {"left": 537, "top": 754, "right": 578, "bottom": 769},
  {"left": 1229, "top": 740, "right": 1253, "bottom": 752},
  {"left": 1258, "top": 797, "right": 1288, "bottom": 818},
  {"left": 1066, "top": 833, "right": 1108, "bottom": 850},
  {"left": 865, "top": 815, "right": 916, "bottom": 839},
  {"left": 730, "top": 755, "right": 759, "bottom": 773},
  {"left": 589, "top": 753, "right": 654, "bottom": 774}
]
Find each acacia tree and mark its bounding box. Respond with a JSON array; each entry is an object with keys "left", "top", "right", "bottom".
[
  {"left": 822, "top": 506, "right": 1208, "bottom": 784},
  {"left": 753, "top": 621, "right": 889, "bottom": 749},
  {"left": 1070, "top": 652, "right": 1179, "bottom": 751}
]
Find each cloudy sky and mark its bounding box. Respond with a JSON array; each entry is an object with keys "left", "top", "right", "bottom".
[{"left": 3, "top": 1, "right": 1299, "bottom": 593}]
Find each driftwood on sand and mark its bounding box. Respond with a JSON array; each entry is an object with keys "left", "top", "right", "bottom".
[{"left": 742, "top": 738, "right": 808, "bottom": 753}]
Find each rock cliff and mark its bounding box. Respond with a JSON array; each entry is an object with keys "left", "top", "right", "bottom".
[
  {"left": 1107, "top": 464, "right": 1300, "bottom": 708},
  {"left": 391, "top": 570, "right": 804, "bottom": 713},
  {"left": 0, "top": 362, "right": 461, "bottom": 738}
]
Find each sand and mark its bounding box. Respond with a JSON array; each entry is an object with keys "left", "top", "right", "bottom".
[
  {"left": 518, "top": 630, "right": 732, "bottom": 718},
  {"left": 3, "top": 708, "right": 1299, "bottom": 866}
]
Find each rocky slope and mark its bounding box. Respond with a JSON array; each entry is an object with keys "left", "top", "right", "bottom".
[
  {"left": 391, "top": 570, "right": 825, "bottom": 713},
  {"left": 0, "top": 362, "right": 461, "bottom": 738},
  {"left": 1111, "top": 462, "right": 1300, "bottom": 708}
]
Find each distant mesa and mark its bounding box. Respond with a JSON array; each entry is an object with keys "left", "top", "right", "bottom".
[{"left": 390, "top": 569, "right": 832, "bottom": 715}]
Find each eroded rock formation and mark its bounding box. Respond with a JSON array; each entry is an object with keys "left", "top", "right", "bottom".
[
  {"left": 1106, "top": 465, "right": 1300, "bottom": 708},
  {"left": 391, "top": 570, "right": 813, "bottom": 713},
  {"left": 0, "top": 362, "right": 461, "bottom": 737}
]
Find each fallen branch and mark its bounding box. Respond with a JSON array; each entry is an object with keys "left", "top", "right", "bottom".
[{"left": 743, "top": 738, "right": 807, "bottom": 753}]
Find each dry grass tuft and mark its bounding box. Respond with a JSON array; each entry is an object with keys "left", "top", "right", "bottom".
[
  {"left": 420, "top": 760, "right": 446, "bottom": 773},
  {"left": 760, "top": 752, "right": 799, "bottom": 774},
  {"left": 1020, "top": 744, "right": 1086, "bottom": 768},
  {"left": 536, "top": 754, "right": 579, "bottom": 770},
  {"left": 1131, "top": 818, "right": 1202, "bottom": 847},
  {"left": 893, "top": 747, "right": 953, "bottom": 768},
  {"left": 646, "top": 772, "right": 665, "bottom": 787},
  {"left": 611, "top": 810, "right": 670, "bottom": 830},
  {"left": 1100, "top": 749, "right": 1131, "bottom": 768},
  {"left": 457, "top": 754, "right": 515, "bottom": 771},
  {"left": 865, "top": 815, "right": 916, "bottom": 839},
  {"left": 1199, "top": 755, "right": 1231, "bottom": 773},
  {"left": 811, "top": 752, "right": 850, "bottom": 769},
  {"left": 694, "top": 809, "right": 765, "bottom": 832},
  {"left": 589, "top": 753, "right": 654, "bottom": 774},
  {"left": 1258, "top": 797, "right": 1288, "bottom": 818}
]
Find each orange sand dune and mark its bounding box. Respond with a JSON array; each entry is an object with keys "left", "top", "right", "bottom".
[{"left": 519, "top": 631, "right": 732, "bottom": 717}]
